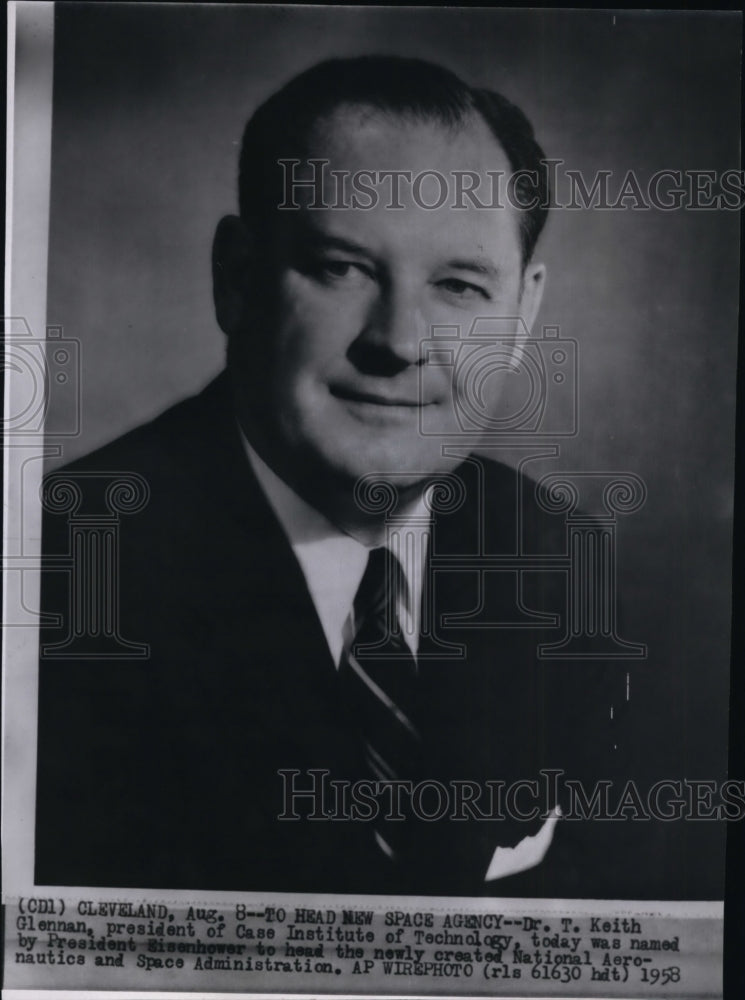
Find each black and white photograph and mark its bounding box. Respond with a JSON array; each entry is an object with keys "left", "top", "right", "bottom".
[{"left": 2, "top": 3, "right": 741, "bottom": 998}]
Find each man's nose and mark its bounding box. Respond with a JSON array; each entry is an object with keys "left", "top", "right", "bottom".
[{"left": 351, "top": 286, "right": 426, "bottom": 373}]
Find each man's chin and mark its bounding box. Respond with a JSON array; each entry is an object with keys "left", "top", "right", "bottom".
[{"left": 310, "top": 443, "right": 463, "bottom": 493}]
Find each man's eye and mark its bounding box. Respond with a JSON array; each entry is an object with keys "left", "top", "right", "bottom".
[
  {"left": 317, "top": 259, "right": 371, "bottom": 282},
  {"left": 437, "top": 277, "right": 491, "bottom": 300}
]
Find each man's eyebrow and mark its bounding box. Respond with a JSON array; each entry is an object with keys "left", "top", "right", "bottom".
[
  {"left": 444, "top": 257, "right": 501, "bottom": 281},
  {"left": 300, "top": 230, "right": 374, "bottom": 257}
]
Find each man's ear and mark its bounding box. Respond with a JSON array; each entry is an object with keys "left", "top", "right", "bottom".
[
  {"left": 511, "top": 262, "right": 546, "bottom": 367},
  {"left": 519, "top": 261, "right": 546, "bottom": 335},
  {"left": 212, "top": 215, "right": 254, "bottom": 336}
]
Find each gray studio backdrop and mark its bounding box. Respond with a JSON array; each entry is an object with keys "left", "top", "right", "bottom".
[{"left": 44, "top": 5, "right": 739, "bottom": 895}]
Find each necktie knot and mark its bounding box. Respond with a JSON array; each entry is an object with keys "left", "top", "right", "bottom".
[
  {"left": 353, "top": 546, "right": 412, "bottom": 657},
  {"left": 354, "top": 546, "right": 407, "bottom": 624}
]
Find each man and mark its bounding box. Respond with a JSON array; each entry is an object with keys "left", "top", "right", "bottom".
[{"left": 36, "top": 56, "right": 641, "bottom": 896}]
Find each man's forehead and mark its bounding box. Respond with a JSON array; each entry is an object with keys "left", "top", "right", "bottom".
[
  {"left": 287, "top": 200, "right": 518, "bottom": 254},
  {"left": 305, "top": 102, "right": 513, "bottom": 176}
]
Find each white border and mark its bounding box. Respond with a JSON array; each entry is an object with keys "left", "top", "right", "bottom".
[{"left": 3, "top": 0, "right": 55, "bottom": 897}]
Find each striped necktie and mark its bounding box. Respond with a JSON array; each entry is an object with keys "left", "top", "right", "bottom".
[{"left": 339, "top": 546, "right": 422, "bottom": 862}]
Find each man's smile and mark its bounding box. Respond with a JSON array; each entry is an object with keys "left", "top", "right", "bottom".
[{"left": 329, "top": 382, "right": 436, "bottom": 409}]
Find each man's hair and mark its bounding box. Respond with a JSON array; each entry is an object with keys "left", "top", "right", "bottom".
[{"left": 238, "top": 55, "right": 549, "bottom": 267}]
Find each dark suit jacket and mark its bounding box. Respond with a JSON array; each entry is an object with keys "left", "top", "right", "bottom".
[{"left": 35, "top": 372, "right": 656, "bottom": 897}]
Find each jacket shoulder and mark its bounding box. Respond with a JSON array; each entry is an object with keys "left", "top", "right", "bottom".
[{"left": 52, "top": 373, "right": 231, "bottom": 481}]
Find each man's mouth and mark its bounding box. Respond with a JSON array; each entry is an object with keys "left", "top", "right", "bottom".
[{"left": 330, "top": 384, "right": 434, "bottom": 408}]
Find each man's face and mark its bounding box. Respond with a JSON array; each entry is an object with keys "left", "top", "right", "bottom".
[{"left": 228, "top": 106, "right": 545, "bottom": 493}]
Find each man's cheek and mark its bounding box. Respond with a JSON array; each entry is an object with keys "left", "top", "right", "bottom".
[
  {"left": 282, "top": 306, "right": 359, "bottom": 366},
  {"left": 277, "top": 273, "right": 329, "bottom": 336}
]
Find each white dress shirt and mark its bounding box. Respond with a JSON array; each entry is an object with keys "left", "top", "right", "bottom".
[{"left": 241, "top": 437, "right": 430, "bottom": 666}]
